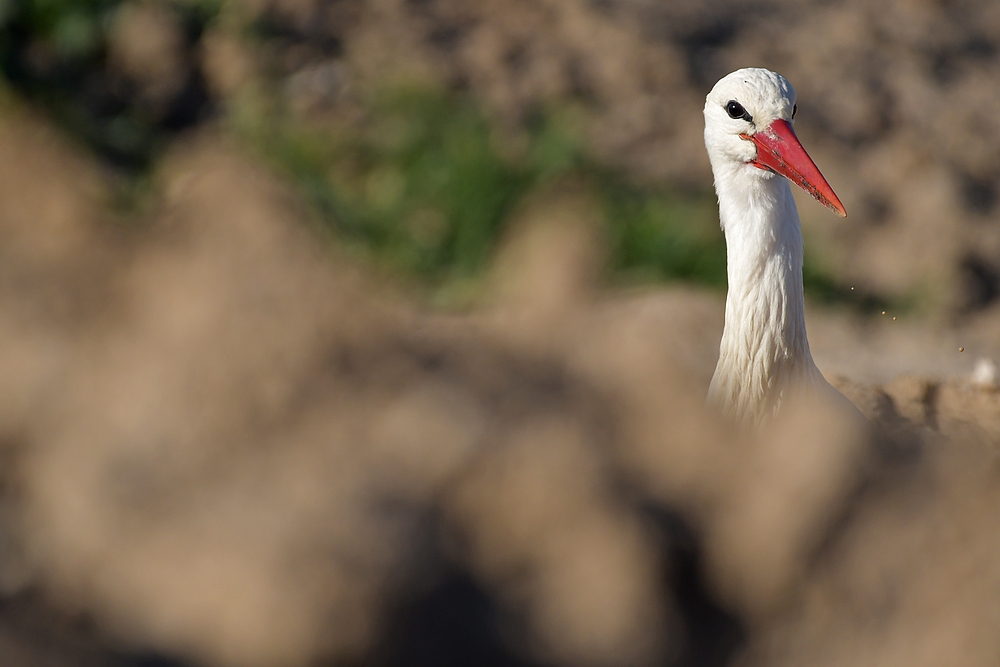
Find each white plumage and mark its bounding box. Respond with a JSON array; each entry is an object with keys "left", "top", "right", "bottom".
[{"left": 704, "top": 68, "right": 855, "bottom": 426}]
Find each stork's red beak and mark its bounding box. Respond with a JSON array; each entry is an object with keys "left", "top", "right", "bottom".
[{"left": 742, "top": 119, "right": 847, "bottom": 217}]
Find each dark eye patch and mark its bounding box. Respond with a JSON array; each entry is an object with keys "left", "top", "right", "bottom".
[{"left": 726, "top": 100, "right": 753, "bottom": 123}]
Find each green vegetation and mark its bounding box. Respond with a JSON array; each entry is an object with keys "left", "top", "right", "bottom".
[
  {"left": 237, "top": 86, "right": 729, "bottom": 303},
  {"left": 602, "top": 178, "right": 725, "bottom": 288},
  {"left": 0, "top": 1, "right": 887, "bottom": 311},
  {"left": 238, "top": 84, "right": 896, "bottom": 311}
]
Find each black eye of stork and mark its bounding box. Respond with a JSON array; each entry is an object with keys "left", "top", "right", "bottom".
[{"left": 726, "top": 100, "right": 753, "bottom": 122}]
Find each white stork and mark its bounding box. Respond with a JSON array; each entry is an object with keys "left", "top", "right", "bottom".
[{"left": 703, "top": 68, "right": 856, "bottom": 426}]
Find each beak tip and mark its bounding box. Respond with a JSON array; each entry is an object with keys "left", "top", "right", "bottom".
[
  {"left": 820, "top": 195, "right": 846, "bottom": 217},
  {"left": 755, "top": 119, "right": 848, "bottom": 220},
  {"left": 821, "top": 193, "right": 846, "bottom": 217}
]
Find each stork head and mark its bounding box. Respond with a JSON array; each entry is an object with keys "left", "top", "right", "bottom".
[{"left": 704, "top": 68, "right": 846, "bottom": 217}]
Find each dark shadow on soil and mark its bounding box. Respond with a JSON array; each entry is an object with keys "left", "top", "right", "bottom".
[
  {"left": 0, "top": 591, "right": 197, "bottom": 667},
  {"left": 369, "top": 570, "right": 539, "bottom": 667},
  {"left": 643, "top": 506, "right": 746, "bottom": 667},
  {"left": 361, "top": 505, "right": 745, "bottom": 667}
]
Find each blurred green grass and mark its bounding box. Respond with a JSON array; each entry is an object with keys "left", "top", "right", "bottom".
[
  {"left": 236, "top": 86, "right": 730, "bottom": 304},
  {"left": 0, "top": 0, "right": 888, "bottom": 311},
  {"left": 237, "top": 85, "right": 891, "bottom": 310}
]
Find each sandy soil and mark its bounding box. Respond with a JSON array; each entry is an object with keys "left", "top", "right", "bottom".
[
  {"left": 0, "top": 99, "right": 996, "bottom": 667},
  {"left": 1, "top": 2, "right": 999, "bottom": 665}
]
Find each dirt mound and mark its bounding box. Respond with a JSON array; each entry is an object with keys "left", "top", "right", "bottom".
[{"left": 0, "top": 101, "right": 996, "bottom": 667}]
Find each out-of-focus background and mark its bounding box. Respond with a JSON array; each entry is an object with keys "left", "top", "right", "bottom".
[{"left": 0, "top": 1, "right": 999, "bottom": 666}]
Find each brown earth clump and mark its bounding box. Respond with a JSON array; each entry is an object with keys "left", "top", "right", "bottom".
[{"left": 0, "top": 98, "right": 997, "bottom": 667}]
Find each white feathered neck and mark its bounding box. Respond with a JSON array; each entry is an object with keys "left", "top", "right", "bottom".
[{"left": 706, "top": 162, "right": 825, "bottom": 425}]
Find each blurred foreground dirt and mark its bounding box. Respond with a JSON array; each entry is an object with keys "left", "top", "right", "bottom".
[{"left": 0, "top": 103, "right": 998, "bottom": 667}]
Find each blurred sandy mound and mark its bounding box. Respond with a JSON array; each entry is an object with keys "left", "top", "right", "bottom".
[
  {"left": 740, "top": 425, "right": 1000, "bottom": 667},
  {"left": 0, "top": 122, "right": 693, "bottom": 666},
  {"left": 0, "top": 109, "right": 998, "bottom": 667}
]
